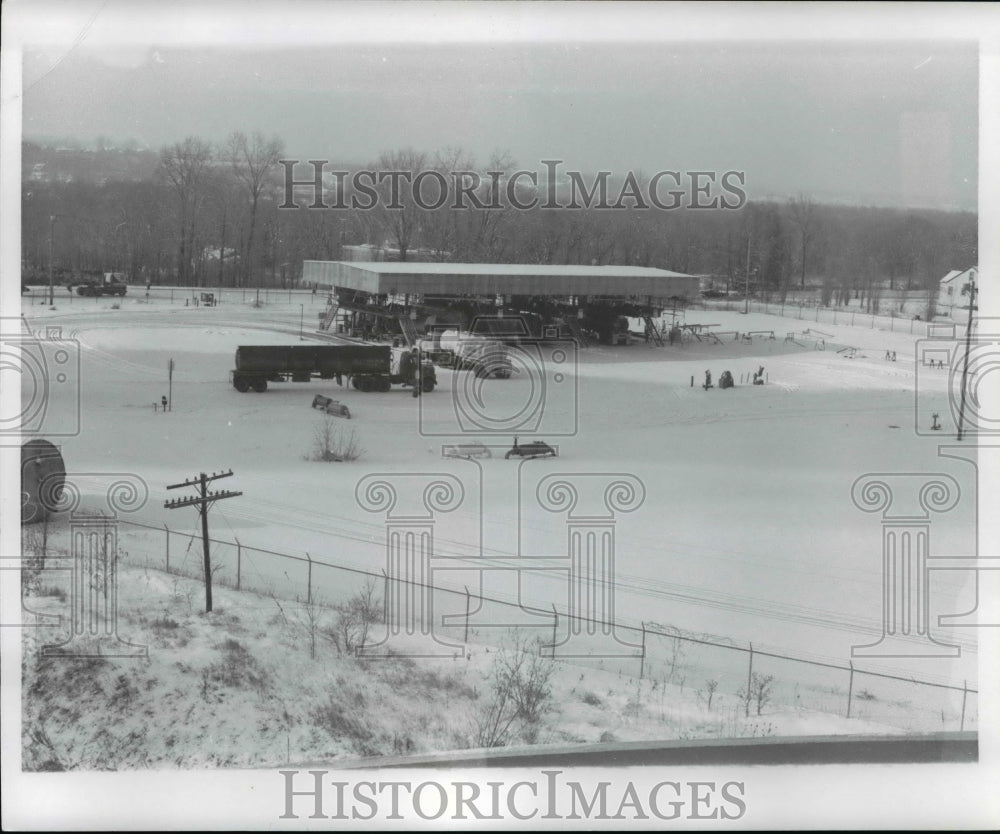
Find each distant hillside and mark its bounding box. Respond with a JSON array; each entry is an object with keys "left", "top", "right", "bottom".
[{"left": 23, "top": 141, "right": 160, "bottom": 185}]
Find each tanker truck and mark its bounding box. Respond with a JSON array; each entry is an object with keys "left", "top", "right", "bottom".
[
  {"left": 419, "top": 330, "right": 513, "bottom": 379},
  {"left": 230, "top": 344, "right": 436, "bottom": 393}
]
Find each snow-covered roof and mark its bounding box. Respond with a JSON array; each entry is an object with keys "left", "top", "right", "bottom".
[
  {"left": 940, "top": 267, "right": 976, "bottom": 286},
  {"left": 303, "top": 261, "right": 699, "bottom": 298},
  {"left": 319, "top": 262, "right": 691, "bottom": 278}
]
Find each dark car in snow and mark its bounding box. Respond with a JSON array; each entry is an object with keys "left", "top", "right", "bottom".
[{"left": 505, "top": 437, "right": 557, "bottom": 459}]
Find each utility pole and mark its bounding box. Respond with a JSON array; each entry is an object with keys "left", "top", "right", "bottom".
[
  {"left": 164, "top": 470, "right": 242, "bottom": 612},
  {"left": 48, "top": 215, "right": 56, "bottom": 306},
  {"left": 744, "top": 232, "right": 751, "bottom": 315},
  {"left": 956, "top": 276, "right": 978, "bottom": 442}
]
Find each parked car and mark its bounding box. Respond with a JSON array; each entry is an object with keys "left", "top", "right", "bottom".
[
  {"left": 505, "top": 437, "right": 557, "bottom": 459},
  {"left": 444, "top": 441, "right": 492, "bottom": 459}
]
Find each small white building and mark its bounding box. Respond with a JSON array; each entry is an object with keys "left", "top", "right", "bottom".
[
  {"left": 341, "top": 243, "right": 450, "bottom": 263},
  {"left": 938, "top": 266, "right": 977, "bottom": 316}
]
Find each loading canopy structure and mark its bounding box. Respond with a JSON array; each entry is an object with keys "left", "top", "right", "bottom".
[
  {"left": 303, "top": 260, "right": 700, "bottom": 344},
  {"left": 303, "top": 261, "right": 699, "bottom": 303}
]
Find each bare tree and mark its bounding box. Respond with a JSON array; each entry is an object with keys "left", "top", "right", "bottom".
[
  {"left": 371, "top": 148, "right": 428, "bottom": 261},
  {"left": 755, "top": 204, "right": 792, "bottom": 302},
  {"left": 201, "top": 168, "right": 242, "bottom": 287},
  {"left": 159, "top": 137, "right": 213, "bottom": 285},
  {"left": 700, "top": 679, "right": 719, "bottom": 711},
  {"left": 738, "top": 672, "right": 775, "bottom": 718},
  {"left": 225, "top": 131, "right": 284, "bottom": 286},
  {"left": 296, "top": 596, "right": 326, "bottom": 661},
  {"left": 290, "top": 202, "right": 345, "bottom": 262},
  {"left": 788, "top": 194, "right": 818, "bottom": 289},
  {"left": 457, "top": 149, "right": 517, "bottom": 262},
  {"left": 473, "top": 633, "right": 554, "bottom": 748},
  {"left": 329, "top": 579, "right": 382, "bottom": 656},
  {"left": 752, "top": 673, "right": 774, "bottom": 716},
  {"left": 419, "top": 146, "right": 474, "bottom": 260},
  {"left": 310, "top": 417, "right": 364, "bottom": 462}
]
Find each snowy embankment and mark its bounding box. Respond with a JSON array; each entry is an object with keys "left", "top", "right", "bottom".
[{"left": 21, "top": 549, "right": 909, "bottom": 771}]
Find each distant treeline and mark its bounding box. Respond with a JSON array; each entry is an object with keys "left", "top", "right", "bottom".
[{"left": 21, "top": 137, "right": 976, "bottom": 315}]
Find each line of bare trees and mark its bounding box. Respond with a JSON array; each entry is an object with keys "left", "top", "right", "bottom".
[
  {"left": 21, "top": 137, "right": 977, "bottom": 307},
  {"left": 151, "top": 132, "right": 285, "bottom": 287}
]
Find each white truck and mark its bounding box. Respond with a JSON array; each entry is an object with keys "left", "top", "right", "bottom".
[{"left": 420, "top": 330, "right": 513, "bottom": 379}]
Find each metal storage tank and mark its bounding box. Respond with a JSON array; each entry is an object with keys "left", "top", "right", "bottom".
[{"left": 21, "top": 439, "right": 66, "bottom": 524}]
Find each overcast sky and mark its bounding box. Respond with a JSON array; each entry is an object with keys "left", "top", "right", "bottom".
[{"left": 14, "top": 4, "right": 981, "bottom": 211}]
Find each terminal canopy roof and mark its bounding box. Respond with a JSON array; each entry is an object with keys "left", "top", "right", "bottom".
[{"left": 303, "top": 261, "right": 699, "bottom": 301}]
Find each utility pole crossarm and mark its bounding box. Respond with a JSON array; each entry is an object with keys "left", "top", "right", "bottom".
[
  {"left": 162, "top": 470, "right": 241, "bottom": 612},
  {"left": 165, "top": 470, "right": 234, "bottom": 490},
  {"left": 163, "top": 490, "right": 243, "bottom": 510}
]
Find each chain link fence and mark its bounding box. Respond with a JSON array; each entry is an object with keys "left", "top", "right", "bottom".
[
  {"left": 116, "top": 519, "right": 977, "bottom": 734},
  {"left": 691, "top": 299, "right": 972, "bottom": 340}
]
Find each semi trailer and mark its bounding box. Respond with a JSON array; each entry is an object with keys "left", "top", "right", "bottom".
[{"left": 230, "top": 344, "right": 436, "bottom": 393}]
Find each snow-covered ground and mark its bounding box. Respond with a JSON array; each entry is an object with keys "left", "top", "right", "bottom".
[
  {"left": 21, "top": 558, "right": 912, "bottom": 770},
  {"left": 16, "top": 292, "right": 982, "bottom": 766}
]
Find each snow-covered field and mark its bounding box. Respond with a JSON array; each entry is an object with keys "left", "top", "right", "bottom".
[{"left": 16, "top": 292, "right": 982, "bottom": 766}]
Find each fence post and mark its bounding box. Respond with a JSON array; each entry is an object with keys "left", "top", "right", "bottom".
[
  {"left": 960, "top": 680, "right": 968, "bottom": 731},
  {"left": 164, "top": 523, "right": 170, "bottom": 573},
  {"left": 745, "top": 642, "right": 754, "bottom": 717},
  {"left": 381, "top": 569, "right": 389, "bottom": 623},
  {"left": 306, "top": 551, "right": 313, "bottom": 605},
  {"left": 551, "top": 604, "right": 559, "bottom": 658},
  {"left": 639, "top": 622, "right": 647, "bottom": 679},
  {"left": 235, "top": 537, "right": 241, "bottom": 591},
  {"left": 463, "top": 586, "right": 471, "bottom": 645},
  {"left": 846, "top": 662, "right": 854, "bottom": 718}
]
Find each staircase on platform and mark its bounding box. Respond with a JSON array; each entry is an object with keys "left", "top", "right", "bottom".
[
  {"left": 643, "top": 316, "right": 665, "bottom": 346},
  {"left": 319, "top": 304, "right": 339, "bottom": 331},
  {"left": 397, "top": 314, "right": 420, "bottom": 347}
]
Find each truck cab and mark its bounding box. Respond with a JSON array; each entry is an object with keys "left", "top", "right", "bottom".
[{"left": 75, "top": 272, "right": 127, "bottom": 296}]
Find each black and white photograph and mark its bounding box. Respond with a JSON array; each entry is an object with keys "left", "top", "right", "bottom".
[{"left": 1, "top": 1, "right": 997, "bottom": 829}]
